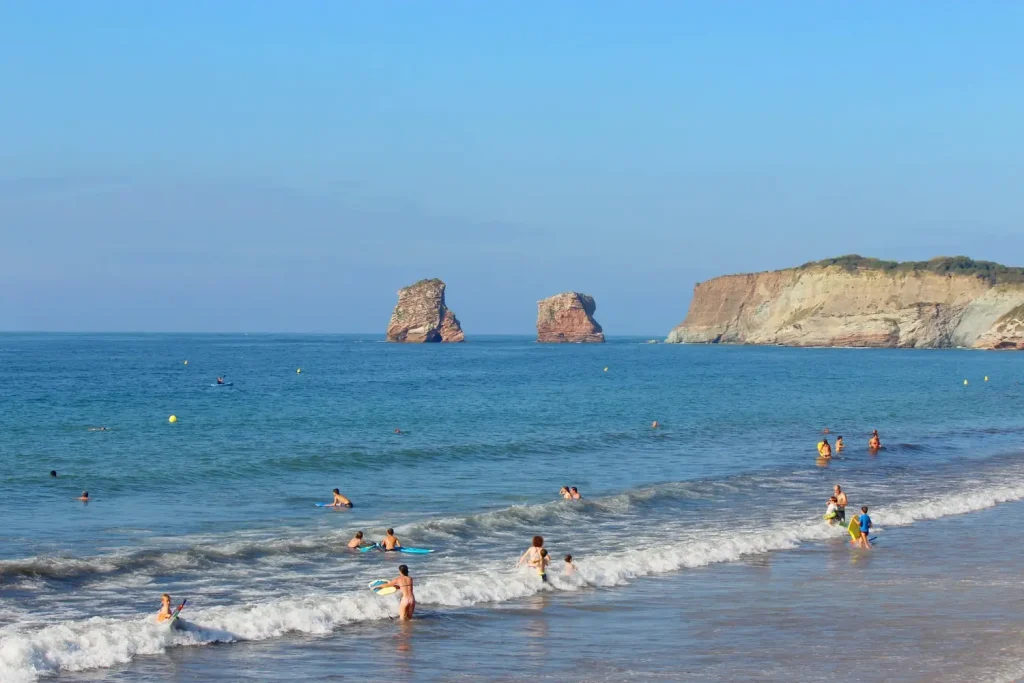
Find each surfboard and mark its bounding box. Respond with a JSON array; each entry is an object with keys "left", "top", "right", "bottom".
[
  {"left": 395, "top": 547, "right": 434, "bottom": 554},
  {"left": 369, "top": 579, "right": 398, "bottom": 596}
]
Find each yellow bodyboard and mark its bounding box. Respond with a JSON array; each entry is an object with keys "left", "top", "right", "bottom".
[{"left": 847, "top": 517, "right": 861, "bottom": 540}]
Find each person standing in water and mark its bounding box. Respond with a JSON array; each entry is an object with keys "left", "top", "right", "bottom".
[
  {"left": 836, "top": 436, "right": 844, "bottom": 452},
  {"left": 869, "top": 430, "right": 881, "bottom": 450},
  {"left": 833, "top": 484, "right": 848, "bottom": 524},
  {"left": 817, "top": 438, "right": 832, "bottom": 459},
  {"left": 518, "top": 536, "right": 545, "bottom": 570},
  {"left": 378, "top": 565, "right": 416, "bottom": 620},
  {"left": 156, "top": 594, "right": 174, "bottom": 623},
  {"left": 77, "top": 491, "right": 90, "bottom": 502},
  {"left": 856, "top": 506, "right": 873, "bottom": 548}
]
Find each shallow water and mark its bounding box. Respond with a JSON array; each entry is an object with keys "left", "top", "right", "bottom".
[{"left": 2, "top": 334, "right": 1024, "bottom": 681}]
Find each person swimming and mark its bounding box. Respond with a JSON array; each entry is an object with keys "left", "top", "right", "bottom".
[
  {"left": 380, "top": 528, "right": 402, "bottom": 550},
  {"left": 836, "top": 436, "right": 844, "bottom": 451},
  {"left": 559, "top": 486, "right": 572, "bottom": 500},
  {"left": 216, "top": 377, "right": 225, "bottom": 385},
  {"left": 651, "top": 420, "right": 660, "bottom": 429},
  {"left": 817, "top": 438, "right": 832, "bottom": 459},
  {"left": 348, "top": 531, "right": 371, "bottom": 549},
  {"left": 570, "top": 487, "right": 582, "bottom": 500},
  {"left": 50, "top": 470, "right": 57, "bottom": 478},
  {"left": 156, "top": 593, "right": 173, "bottom": 623},
  {"left": 378, "top": 564, "right": 415, "bottom": 620},
  {"left": 869, "top": 430, "right": 881, "bottom": 450},
  {"left": 328, "top": 488, "right": 353, "bottom": 507},
  {"left": 77, "top": 491, "right": 89, "bottom": 502},
  {"left": 564, "top": 554, "right": 577, "bottom": 574}
]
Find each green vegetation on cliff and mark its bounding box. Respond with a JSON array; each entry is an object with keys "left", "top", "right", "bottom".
[{"left": 801, "top": 255, "right": 1024, "bottom": 286}]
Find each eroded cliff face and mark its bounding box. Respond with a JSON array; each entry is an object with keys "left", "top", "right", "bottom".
[
  {"left": 537, "top": 292, "right": 605, "bottom": 343},
  {"left": 666, "top": 266, "right": 1024, "bottom": 349},
  {"left": 386, "top": 279, "right": 465, "bottom": 343}
]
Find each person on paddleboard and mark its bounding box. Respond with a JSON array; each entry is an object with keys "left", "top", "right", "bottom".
[
  {"left": 328, "top": 489, "right": 352, "bottom": 508},
  {"left": 380, "top": 528, "right": 402, "bottom": 550},
  {"left": 347, "top": 531, "right": 372, "bottom": 549},
  {"left": 216, "top": 377, "right": 225, "bottom": 385},
  {"left": 378, "top": 564, "right": 415, "bottom": 620}
]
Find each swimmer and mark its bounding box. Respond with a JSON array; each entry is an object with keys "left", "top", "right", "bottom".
[
  {"left": 836, "top": 436, "right": 844, "bottom": 452},
  {"left": 87, "top": 426, "right": 108, "bottom": 432},
  {"left": 380, "top": 528, "right": 402, "bottom": 551},
  {"left": 394, "top": 428, "right": 402, "bottom": 434},
  {"left": 564, "top": 554, "right": 577, "bottom": 574},
  {"left": 157, "top": 593, "right": 174, "bottom": 622},
  {"left": 518, "top": 535, "right": 545, "bottom": 569},
  {"left": 348, "top": 531, "right": 371, "bottom": 549},
  {"left": 651, "top": 420, "right": 660, "bottom": 429},
  {"left": 378, "top": 564, "right": 415, "bottom": 620},
  {"left": 817, "top": 438, "right": 832, "bottom": 459},
  {"left": 49, "top": 470, "right": 57, "bottom": 478},
  {"left": 570, "top": 487, "right": 582, "bottom": 500},
  {"left": 538, "top": 549, "right": 550, "bottom": 582},
  {"left": 869, "top": 430, "right": 881, "bottom": 450},
  {"left": 77, "top": 491, "right": 89, "bottom": 502},
  {"left": 328, "top": 488, "right": 352, "bottom": 508},
  {"left": 823, "top": 496, "right": 839, "bottom": 524},
  {"left": 559, "top": 486, "right": 571, "bottom": 500},
  {"left": 823, "top": 428, "right": 830, "bottom": 434},
  {"left": 834, "top": 485, "right": 848, "bottom": 524},
  {"left": 216, "top": 377, "right": 225, "bottom": 385}
]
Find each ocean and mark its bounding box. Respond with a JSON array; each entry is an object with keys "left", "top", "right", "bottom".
[{"left": 2, "top": 334, "right": 1024, "bottom": 682}]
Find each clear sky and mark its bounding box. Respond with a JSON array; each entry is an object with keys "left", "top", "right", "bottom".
[{"left": 2, "top": 2, "right": 1022, "bottom": 334}]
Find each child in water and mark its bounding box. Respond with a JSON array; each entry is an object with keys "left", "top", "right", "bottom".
[
  {"left": 564, "top": 554, "right": 577, "bottom": 574},
  {"left": 857, "top": 506, "right": 872, "bottom": 548},
  {"left": 347, "top": 531, "right": 371, "bottom": 548},
  {"left": 328, "top": 488, "right": 352, "bottom": 507},
  {"left": 156, "top": 594, "right": 173, "bottom": 623},
  {"left": 836, "top": 436, "right": 844, "bottom": 452},
  {"left": 823, "top": 496, "right": 839, "bottom": 524},
  {"left": 538, "top": 549, "right": 550, "bottom": 582}
]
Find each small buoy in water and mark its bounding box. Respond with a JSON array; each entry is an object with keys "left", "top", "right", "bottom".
[
  {"left": 963, "top": 380, "right": 968, "bottom": 386},
  {"left": 603, "top": 367, "right": 608, "bottom": 372},
  {"left": 183, "top": 360, "right": 188, "bottom": 365},
  {"left": 985, "top": 376, "right": 989, "bottom": 382},
  {"left": 168, "top": 415, "right": 178, "bottom": 423},
  {"left": 296, "top": 368, "right": 302, "bottom": 374}
]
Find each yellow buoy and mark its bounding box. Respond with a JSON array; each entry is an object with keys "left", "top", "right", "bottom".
[
  {"left": 985, "top": 376, "right": 989, "bottom": 382},
  {"left": 168, "top": 415, "right": 178, "bottom": 423},
  {"left": 296, "top": 368, "right": 302, "bottom": 374},
  {"left": 183, "top": 360, "right": 188, "bottom": 365},
  {"left": 603, "top": 367, "right": 608, "bottom": 372},
  {"left": 963, "top": 380, "right": 968, "bottom": 386}
]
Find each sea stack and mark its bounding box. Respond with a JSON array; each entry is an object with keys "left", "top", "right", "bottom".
[
  {"left": 386, "top": 278, "right": 465, "bottom": 343},
  {"left": 666, "top": 255, "right": 1024, "bottom": 349},
  {"left": 537, "top": 292, "right": 605, "bottom": 343}
]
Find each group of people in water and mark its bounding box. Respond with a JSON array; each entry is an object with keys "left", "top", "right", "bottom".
[
  {"left": 822, "top": 483, "right": 874, "bottom": 548},
  {"left": 817, "top": 429, "right": 882, "bottom": 459},
  {"left": 516, "top": 535, "right": 576, "bottom": 582},
  {"left": 558, "top": 486, "right": 583, "bottom": 500}
]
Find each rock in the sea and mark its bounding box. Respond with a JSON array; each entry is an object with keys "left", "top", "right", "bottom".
[
  {"left": 666, "top": 256, "right": 1024, "bottom": 349},
  {"left": 386, "top": 279, "right": 465, "bottom": 343},
  {"left": 537, "top": 292, "right": 605, "bottom": 343}
]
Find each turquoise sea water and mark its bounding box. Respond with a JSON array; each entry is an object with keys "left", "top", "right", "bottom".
[{"left": 2, "top": 334, "right": 1024, "bottom": 681}]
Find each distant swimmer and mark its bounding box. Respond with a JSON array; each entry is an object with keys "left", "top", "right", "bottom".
[
  {"left": 216, "top": 377, "right": 225, "bottom": 385},
  {"left": 564, "top": 554, "right": 577, "bottom": 574},
  {"left": 570, "top": 487, "right": 582, "bottom": 500},
  {"left": 394, "top": 428, "right": 402, "bottom": 434},
  {"left": 87, "top": 426, "right": 108, "bottom": 432},
  {"left": 77, "top": 491, "right": 89, "bottom": 502},
  {"left": 348, "top": 531, "right": 371, "bottom": 549},
  {"left": 651, "top": 421, "right": 660, "bottom": 429},
  {"left": 836, "top": 436, "right": 844, "bottom": 452},
  {"left": 157, "top": 593, "right": 174, "bottom": 623},
  {"left": 869, "top": 430, "right": 881, "bottom": 450},
  {"left": 518, "top": 536, "right": 546, "bottom": 571},
  {"left": 823, "top": 428, "right": 830, "bottom": 434},
  {"left": 50, "top": 470, "right": 57, "bottom": 478},
  {"left": 834, "top": 485, "right": 848, "bottom": 524},
  {"left": 817, "top": 438, "right": 832, "bottom": 459},
  {"left": 856, "top": 506, "right": 872, "bottom": 548},
  {"left": 823, "top": 496, "right": 839, "bottom": 524},
  {"left": 559, "top": 486, "right": 572, "bottom": 500},
  {"left": 380, "top": 528, "right": 402, "bottom": 550},
  {"left": 328, "top": 488, "right": 353, "bottom": 508},
  {"left": 377, "top": 564, "right": 415, "bottom": 620}
]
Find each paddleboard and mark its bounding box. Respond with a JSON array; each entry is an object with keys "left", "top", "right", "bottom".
[
  {"left": 369, "top": 579, "right": 397, "bottom": 596},
  {"left": 314, "top": 502, "right": 352, "bottom": 508},
  {"left": 210, "top": 382, "right": 233, "bottom": 387}
]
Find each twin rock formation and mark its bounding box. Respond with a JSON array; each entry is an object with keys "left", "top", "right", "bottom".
[
  {"left": 666, "top": 256, "right": 1024, "bottom": 350},
  {"left": 385, "top": 280, "right": 603, "bottom": 343}
]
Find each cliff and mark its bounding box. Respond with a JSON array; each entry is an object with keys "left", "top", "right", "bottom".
[
  {"left": 386, "top": 279, "right": 465, "bottom": 343},
  {"left": 666, "top": 256, "right": 1024, "bottom": 349},
  {"left": 537, "top": 292, "right": 605, "bottom": 343}
]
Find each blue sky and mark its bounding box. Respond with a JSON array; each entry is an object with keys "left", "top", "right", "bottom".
[{"left": 1, "top": 2, "right": 1022, "bottom": 333}]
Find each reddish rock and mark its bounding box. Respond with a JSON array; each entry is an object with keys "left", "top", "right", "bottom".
[
  {"left": 537, "top": 292, "right": 604, "bottom": 343},
  {"left": 386, "top": 279, "right": 465, "bottom": 343}
]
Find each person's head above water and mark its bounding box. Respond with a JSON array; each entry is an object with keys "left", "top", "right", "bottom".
[
  {"left": 333, "top": 488, "right": 340, "bottom": 495},
  {"left": 532, "top": 535, "right": 544, "bottom": 548},
  {"left": 540, "top": 549, "right": 548, "bottom": 558},
  {"left": 354, "top": 531, "right": 363, "bottom": 539},
  {"left": 835, "top": 484, "right": 842, "bottom": 492},
  {"left": 861, "top": 506, "right": 869, "bottom": 513},
  {"left": 386, "top": 528, "right": 395, "bottom": 536},
  {"left": 571, "top": 487, "right": 578, "bottom": 493},
  {"left": 564, "top": 554, "right": 573, "bottom": 563},
  {"left": 398, "top": 564, "right": 409, "bottom": 576},
  {"left": 50, "top": 470, "right": 57, "bottom": 477},
  {"left": 81, "top": 491, "right": 88, "bottom": 498},
  {"left": 161, "top": 593, "right": 171, "bottom": 604}
]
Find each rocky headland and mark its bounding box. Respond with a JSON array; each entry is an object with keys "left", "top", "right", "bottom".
[
  {"left": 386, "top": 279, "right": 465, "bottom": 343},
  {"left": 666, "top": 256, "right": 1024, "bottom": 349},
  {"left": 537, "top": 292, "right": 605, "bottom": 343}
]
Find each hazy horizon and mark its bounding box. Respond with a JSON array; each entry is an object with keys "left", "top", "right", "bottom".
[{"left": 3, "top": 3, "right": 1022, "bottom": 334}]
